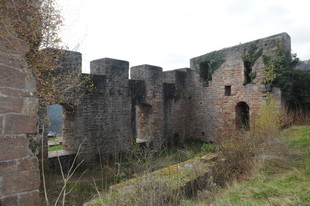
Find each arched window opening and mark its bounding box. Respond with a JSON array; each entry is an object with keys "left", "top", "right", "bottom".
[{"left": 236, "top": 102, "right": 250, "bottom": 130}]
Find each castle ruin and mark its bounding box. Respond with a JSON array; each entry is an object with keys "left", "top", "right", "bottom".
[
  {"left": 45, "top": 33, "right": 289, "bottom": 163},
  {"left": 0, "top": 31, "right": 292, "bottom": 204}
]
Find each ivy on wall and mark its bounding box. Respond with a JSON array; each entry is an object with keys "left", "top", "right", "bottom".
[
  {"left": 242, "top": 41, "right": 263, "bottom": 84},
  {"left": 262, "top": 48, "right": 310, "bottom": 107},
  {"left": 192, "top": 50, "right": 225, "bottom": 84}
]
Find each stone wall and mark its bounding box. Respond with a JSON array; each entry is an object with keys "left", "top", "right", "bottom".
[
  {"left": 189, "top": 33, "right": 290, "bottom": 141},
  {"left": 0, "top": 36, "right": 40, "bottom": 205},
  {"left": 131, "top": 65, "right": 164, "bottom": 147},
  {"left": 44, "top": 33, "right": 291, "bottom": 164},
  {"left": 60, "top": 58, "right": 133, "bottom": 163},
  {"left": 163, "top": 69, "right": 192, "bottom": 145}
]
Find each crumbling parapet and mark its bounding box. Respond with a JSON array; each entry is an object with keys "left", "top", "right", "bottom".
[
  {"left": 189, "top": 32, "right": 290, "bottom": 141},
  {"left": 162, "top": 69, "right": 192, "bottom": 145},
  {"left": 131, "top": 65, "right": 164, "bottom": 147},
  {"left": 44, "top": 33, "right": 292, "bottom": 164}
]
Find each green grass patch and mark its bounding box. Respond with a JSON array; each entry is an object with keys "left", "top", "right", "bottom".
[
  {"left": 48, "top": 137, "right": 57, "bottom": 142},
  {"left": 43, "top": 139, "right": 209, "bottom": 205},
  {"left": 48, "top": 144, "right": 63, "bottom": 152},
  {"left": 198, "top": 126, "right": 310, "bottom": 206}
]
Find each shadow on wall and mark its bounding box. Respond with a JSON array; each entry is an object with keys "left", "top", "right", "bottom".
[{"left": 236, "top": 102, "right": 250, "bottom": 130}]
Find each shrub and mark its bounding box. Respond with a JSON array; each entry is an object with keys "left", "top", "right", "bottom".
[
  {"left": 209, "top": 94, "right": 288, "bottom": 187},
  {"left": 252, "top": 93, "right": 284, "bottom": 138}
]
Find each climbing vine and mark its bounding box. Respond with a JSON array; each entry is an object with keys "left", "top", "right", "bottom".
[
  {"left": 242, "top": 41, "right": 263, "bottom": 84},
  {"left": 1, "top": 0, "right": 94, "bottom": 105},
  {"left": 192, "top": 50, "right": 225, "bottom": 83},
  {"left": 262, "top": 47, "right": 310, "bottom": 106}
]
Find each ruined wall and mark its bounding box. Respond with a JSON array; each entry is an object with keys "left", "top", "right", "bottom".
[
  {"left": 61, "top": 58, "right": 133, "bottom": 162},
  {"left": 0, "top": 36, "right": 40, "bottom": 205},
  {"left": 163, "top": 69, "right": 192, "bottom": 145},
  {"left": 189, "top": 33, "right": 290, "bottom": 141},
  {"left": 48, "top": 33, "right": 291, "bottom": 164},
  {"left": 131, "top": 65, "right": 164, "bottom": 147}
]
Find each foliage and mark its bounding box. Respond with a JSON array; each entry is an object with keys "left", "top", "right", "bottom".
[
  {"left": 252, "top": 94, "right": 283, "bottom": 137},
  {"left": 43, "top": 140, "right": 208, "bottom": 205},
  {"left": 242, "top": 41, "right": 263, "bottom": 84},
  {"left": 261, "top": 48, "right": 310, "bottom": 107},
  {"left": 192, "top": 50, "right": 225, "bottom": 82},
  {"left": 1, "top": 0, "right": 94, "bottom": 106},
  {"left": 204, "top": 126, "right": 310, "bottom": 206},
  {"left": 0, "top": 0, "right": 61, "bottom": 51},
  {"left": 201, "top": 143, "right": 217, "bottom": 153}
]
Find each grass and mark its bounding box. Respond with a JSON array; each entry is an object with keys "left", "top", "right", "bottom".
[
  {"left": 181, "top": 126, "right": 310, "bottom": 206},
  {"left": 48, "top": 144, "right": 63, "bottom": 151},
  {"left": 88, "top": 155, "right": 217, "bottom": 206},
  {"left": 44, "top": 126, "right": 310, "bottom": 205},
  {"left": 42, "top": 141, "right": 209, "bottom": 205},
  {"left": 48, "top": 137, "right": 57, "bottom": 142}
]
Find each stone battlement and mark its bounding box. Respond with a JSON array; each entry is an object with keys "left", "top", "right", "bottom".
[{"left": 41, "top": 33, "right": 289, "bottom": 163}]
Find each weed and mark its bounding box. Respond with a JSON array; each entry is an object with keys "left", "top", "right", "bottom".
[{"left": 201, "top": 143, "right": 217, "bottom": 153}]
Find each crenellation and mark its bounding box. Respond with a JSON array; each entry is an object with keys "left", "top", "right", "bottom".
[
  {"left": 1, "top": 32, "right": 301, "bottom": 201},
  {"left": 90, "top": 58, "right": 129, "bottom": 80}
]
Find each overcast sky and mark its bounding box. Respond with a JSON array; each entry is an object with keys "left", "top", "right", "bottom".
[{"left": 58, "top": 0, "right": 310, "bottom": 73}]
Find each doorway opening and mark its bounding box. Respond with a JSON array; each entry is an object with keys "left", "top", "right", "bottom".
[{"left": 236, "top": 102, "right": 250, "bottom": 130}]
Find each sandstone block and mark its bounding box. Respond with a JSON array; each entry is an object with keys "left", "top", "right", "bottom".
[
  {"left": 17, "top": 157, "right": 38, "bottom": 171},
  {"left": 0, "top": 136, "right": 29, "bottom": 161},
  {"left": 19, "top": 191, "right": 40, "bottom": 206},
  {"left": 22, "top": 97, "right": 39, "bottom": 115},
  {"left": 2, "top": 170, "right": 40, "bottom": 195},
  {"left": 4, "top": 114, "right": 38, "bottom": 134},
  {"left": 0, "top": 97, "right": 23, "bottom": 113},
  {"left": 0, "top": 65, "right": 26, "bottom": 89},
  {"left": 0, "top": 35, "right": 29, "bottom": 55},
  {"left": 0, "top": 195, "right": 19, "bottom": 206},
  {"left": 0, "top": 160, "right": 16, "bottom": 176},
  {"left": 0, "top": 88, "right": 33, "bottom": 98},
  {"left": 0, "top": 53, "right": 28, "bottom": 69}
]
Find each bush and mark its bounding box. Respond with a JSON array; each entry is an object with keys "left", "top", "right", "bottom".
[
  {"left": 208, "top": 94, "right": 288, "bottom": 187},
  {"left": 252, "top": 94, "right": 283, "bottom": 138}
]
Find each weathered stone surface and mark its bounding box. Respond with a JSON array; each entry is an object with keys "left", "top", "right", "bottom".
[
  {"left": 90, "top": 57, "right": 129, "bottom": 79},
  {"left": 0, "top": 52, "right": 28, "bottom": 69},
  {"left": 4, "top": 114, "right": 38, "bottom": 134},
  {"left": 24, "top": 72, "right": 37, "bottom": 94},
  {"left": 0, "top": 35, "right": 29, "bottom": 55},
  {"left": 19, "top": 191, "right": 40, "bottom": 206},
  {"left": 22, "top": 97, "right": 39, "bottom": 115},
  {"left": 0, "top": 160, "right": 16, "bottom": 176},
  {"left": 0, "top": 136, "right": 29, "bottom": 161},
  {"left": 188, "top": 32, "right": 289, "bottom": 141},
  {"left": 0, "top": 88, "right": 33, "bottom": 98},
  {"left": 2, "top": 170, "right": 40, "bottom": 195},
  {"left": 0, "top": 116, "right": 3, "bottom": 134},
  {"left": 49, "top": 33, "right": 290, "bottom": 164},
  {"left": 0, "top": 195, "right": 19, "bottom": 206},
  {"left": 0, "top": 65, "right": 26, "bottom": 89},
  {"left": 0, "top": 9, "right": 39, "bottom": 204},
  {"left": 17, "top": 157, "right": 38, "bottom": 171},
  {"left": 86, "top": 155, "right": 215, "bottom": 205},
  {"left": 0, "top": 97, "right": 23, "bottom": 113}
]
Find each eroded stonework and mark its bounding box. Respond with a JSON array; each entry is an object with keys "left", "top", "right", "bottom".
[
  {"left": 44, "top": 33, "right": 290, "bottom": 163},
  {"left": 0, "top": 35, "right": 40, "bottom": 205}
]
